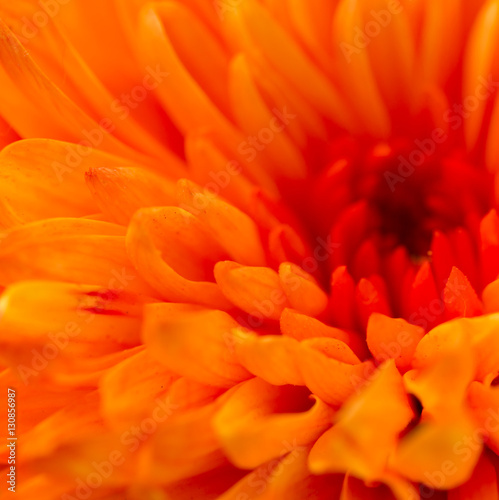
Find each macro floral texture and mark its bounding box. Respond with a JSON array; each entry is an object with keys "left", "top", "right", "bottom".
[{"left": 1, "top": 0, "right": 499, "bottom": 499}]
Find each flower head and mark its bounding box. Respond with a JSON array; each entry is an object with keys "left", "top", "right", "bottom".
[{"left": 1, "top": 0, "right": 499, "bottom": 499}]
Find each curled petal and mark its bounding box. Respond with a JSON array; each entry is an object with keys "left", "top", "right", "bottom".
[
  {"left": 213, "top": 377, "right": 335, "bottom": 468},
  {"left": 177, "top": 179, "right": 267, "bottom": 266},
  {"left": 126, "top": 207, "right": 230, "bottom": 308}
]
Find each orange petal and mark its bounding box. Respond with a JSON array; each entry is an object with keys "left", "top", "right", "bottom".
[
  {"left": 280, "top": 308, "right": 367, "bottom": 359},
  {"left": 414, "top": 315, "right": 499, "bottom": 383},
  {"left": 268, "top": 225, "right": 309, "bottom": 266},
  {"left": 126, "top": 206, "right": 230, "bottom": 308},
  {"left": 19, "top": 391, "right": 104, "bottom": 462},
  {"left": 100, "top": 350, "right": 177, "bottom": 429},
  {"left": 177, "top": 179, "right": 267, "bottom": 266},
  {"left": 142, "top": 303, "right": 252, "bottom": 388},
  {"left": 331, "top": 0, "right": 391, "bottom": 137},
  {"left": 482, "top": 278, "right": 499, "bottom": 313},
  {"left": 136, "top": 3, "right": 240, "bottom": 145},
  {"left": 340, "top": 474, "right": 399, "bottom": 500},
  {"left": 138, "top": 402, "right": 226, "bottom": 485},
  {"left": 366, "top": 313, "right": 425, "bottom": 372},
  {"left": 85, "top": 166, "right": 177, "bottom": 225},
  {"left": 329, "top": 266, "right": 357, "bottom": 330},
  {"left": 443, "top": 267, "right": 483, "bottom": 319},
  {"left": 467, "top": 381, "right": 499, "bottom": 455},
  {"left": 448, "top": 451, "right": 499, "bottom": 500},
  {"left": 355, "top": 277, "right": 392, "bottom": 329},
  {"left": 233, "top": 329, "right": 372, "bottom": 406},
  {"left": 0, "top": 218, "right": 155, "bottom": 296},
  {"left": 309, "top": 361, "right": 413, "bottom": 480},
  {"left": 302, "top": 337, "right": 360, "bottom": 365},
  {"left": 228, "top": 53, "right": 307, "bottom": 179},
  {"left": 278, "top": 263, "right": 328, "bottom": 317},
  {"left": 213, "top": 377, "right": 335, "bottom": 468},
  {"left": 217, "top": 445, "right": 344, "bottom": 500},
  {"left": 185, "top": 134, "right": 257, "bottom": 213},
  {"left": 235, "top": 0, "right": 355, "bottom": 131},
  {"left": 0, "top": 280, "right": 147, "bottom": 386},
  {"left": 390, "top": 415, "right": 482, "bottom": 490},
  {"left": 0, "top": 369, "right": 90, "bottom": 438},
  {"left": 214, "top": 262, "right": 289, "bottom": 320},
  {"left": 480, "top": 210, "right": 499, "bottom": 286},
  {"left": 157, "top": 2, "right": 231, "bottom": 118},
  {"left": 0, "top": 139, "right": 98, "bottom": 228},
  {"left": 0, "top": 21, "right": 160, "bottom": 167},
  {"left": 232, "top": 329, "right": 304, "bottom": 385},
  {"left": 408, "top": 325, "right": 475, "bottom": 419}
]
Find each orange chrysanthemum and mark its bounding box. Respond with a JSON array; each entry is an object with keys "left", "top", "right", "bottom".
[{"left": 2, "top": 0, "right": 499, "bottom": 499}]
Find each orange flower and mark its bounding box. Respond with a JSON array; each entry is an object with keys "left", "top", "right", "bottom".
[{"left": 1, "top": 0, "right": 499, "bottom": 498}]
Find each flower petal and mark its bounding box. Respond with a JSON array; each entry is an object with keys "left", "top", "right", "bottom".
[
  {"left": 366, "top": 313, "right": 424, "bottom": 372},
  {"left": 177, "top": 179, "right": 267, "bottom": 266},
  {"left": 280, "top": 308, "right": 367, "bottom": 359},
  {"left": 85, "top": 166, "right": 177, "bottom": 225},
  {"left": 233, "top": 329, "right": 372, "bottom": 405},
  {"left": 142, "top": 303, "right": 252, "bottom": 388},
  {"left": 309, "top": 361, "right": 413, "bottom": 480},
  {"left": 0, "top": 218, "right": 155, "bottom": 295},
  {"left": 0, "top": 139, "right": 99, "bottom": 227},
  {"left": 213, "top": 377, "right": 334, "bottom": 468},
  {"left": 0, "top": 280, "right": 147, "bottom": 386},
  {"left": 126, "top": 206, "right": 230, "bottom": 308},
  {"left": 278, "top": 263, "right": 328, "bottom": 317},
  {"left": 215, "top": 261, "right": 289, "bottom": 320},
  {"left": 448, "top": 452, "right": 499, "bottom": 500}
]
